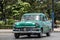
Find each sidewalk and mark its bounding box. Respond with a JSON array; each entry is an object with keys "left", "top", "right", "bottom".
[
  {"left": 54, "top": 28, "right": 60, "bottom": 32},
  {"left": 0, "top": 28, "right": 60, "bottom": 33}
]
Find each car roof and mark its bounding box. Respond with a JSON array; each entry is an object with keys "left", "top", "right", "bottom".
[{"left": 23, "top": 13, "right": 45, "bottom": 16}]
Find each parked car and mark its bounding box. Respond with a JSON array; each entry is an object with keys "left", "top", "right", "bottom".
[{"left": 13, "top": 13, "right": 52, "bottom": 38}]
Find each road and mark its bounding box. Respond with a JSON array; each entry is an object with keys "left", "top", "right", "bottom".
[{"left": 0, "top": 32, "right": 60, "bottom": 40}]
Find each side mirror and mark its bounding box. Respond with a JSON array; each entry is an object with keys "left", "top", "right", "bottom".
[
  {"left": 47, "top": 18, "right": 48, "bottom": 20},
  {"left": 49, "top": 20, "right": 52, "bottom": 23}
]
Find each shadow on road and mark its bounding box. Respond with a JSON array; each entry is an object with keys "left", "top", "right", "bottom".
[{"left": 16, "top": 35, "right": 50, "bottom": 39}]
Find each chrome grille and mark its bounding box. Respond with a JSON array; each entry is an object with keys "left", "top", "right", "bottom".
[{"left": 20, "top": 27, "right": 33, "bottom": 31}]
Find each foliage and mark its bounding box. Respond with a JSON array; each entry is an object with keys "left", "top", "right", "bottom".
[
  {"left": 7, "top": 19, "right": 15, "bottom": 25},
  {"left": 0, "top": 0, "right": 60, "bottom": 29},
  {"left": 0, "top": 0, "right": 60, "bottom": 26},
  {"left": 1, "top": 0, "right": 17, "bottom": 19},
  {"left": 0, "top": 25, "right": 13, "bottom": 29},
  {"left": 12, "top": 0, "right": 31, "bottom": 20},
  {"left": 54, "top": 3, "right": 60, "bottom": 20},
  {"left": 2, "top": 0, "right": 60, "bottom": 20},
  {"left": 22, "top": 0, "right": 52, "bottom": 16},
  {"left": 0, "top": 21, "right": 5, "bottom": 25},
  {"left": 0, "top": 0, "right": 31, "bottom": 25}
]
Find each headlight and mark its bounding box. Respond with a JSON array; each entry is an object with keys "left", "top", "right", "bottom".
[
  {"left": 33, "top": 28, "right": 40, "bottom": 31},
  {"left": 13, "top": 24, "right": 16, "bottom": 28},
  {"left": 13, "top": 24, "right": 15, "bottom": 27}
]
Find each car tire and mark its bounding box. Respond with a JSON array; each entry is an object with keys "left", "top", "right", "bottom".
[
  {"left": 14, "top": 33, "right": 19, "bottom": 39},
  {"left": 27, "top": 35, "right": 31, "bottom": 37},
  {"left": 38, "top": 33, "right": 42, "bottom": 38},
  {"left": 46, "top": 32, "right": 50, "bottom": 36}
]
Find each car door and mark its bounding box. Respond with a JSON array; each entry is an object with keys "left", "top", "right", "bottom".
[{"left": 42, "top": 16, "right": 49, "bottom": 33}]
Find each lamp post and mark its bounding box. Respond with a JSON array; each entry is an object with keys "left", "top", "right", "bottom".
[{"left": 52, "top": 0, "right": 54, "bottom": 31}]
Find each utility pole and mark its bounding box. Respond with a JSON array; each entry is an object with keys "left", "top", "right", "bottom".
[{"left": 52, "top": 0, "right": 54, "bottom": 31}]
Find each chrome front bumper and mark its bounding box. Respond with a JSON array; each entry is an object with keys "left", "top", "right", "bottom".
[{"left": 13, "top": 31, "right": 41, "bottom": 33}]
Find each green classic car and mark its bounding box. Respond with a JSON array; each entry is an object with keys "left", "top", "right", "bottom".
[{"left": 13, "top": 13, "right": 52, "bottom": 38}]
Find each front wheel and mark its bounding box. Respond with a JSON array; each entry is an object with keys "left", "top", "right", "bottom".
[
  {"left": 27, "top": 35, "right": 31, "bottom": 37},
  {"left": 46, "top": 32, "right": 50, "bottom": 36},
  {"left": 14, "top": 33, "right": 19, "bottom": 39}
]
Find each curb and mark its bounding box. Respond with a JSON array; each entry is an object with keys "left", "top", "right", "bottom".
[
  {"left": 54, "top": 28, "right": 60, "bottom": 32},
  {"left": 53, "top": 31, "right": 60, "bottom": 32},
  {"left": 0, "top": 29, "right": 13, "bottom": 33}
]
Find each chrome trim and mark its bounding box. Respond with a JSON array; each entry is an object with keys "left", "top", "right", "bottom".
[{"left": 13, "top": 31, "right": 41, "bottom": 33}]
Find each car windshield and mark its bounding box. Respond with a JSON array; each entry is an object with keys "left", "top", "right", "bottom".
[{"left": 21, "top": 15, "right": 40, "bottom": 21}]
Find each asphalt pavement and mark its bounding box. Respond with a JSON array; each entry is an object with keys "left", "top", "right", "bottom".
[
  {"left": 0, "top": 32, "right": 60, "bottom": 40},
  {"left": 0, "top": 28, "right": 60, "bottom": 40}
]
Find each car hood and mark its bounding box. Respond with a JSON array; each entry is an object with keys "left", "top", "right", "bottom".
[{"left": 14, "top": 21, "right": 38, "bottom": 28}]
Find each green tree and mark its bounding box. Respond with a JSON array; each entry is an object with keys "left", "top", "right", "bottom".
[
  {"left": 12, "top": 0, "right": 31, "bottom": 20},
  {"left": 54, "top": 2, "right": 60, "bottom": 20},
  {"left": 22, "top": 0, "right": 52, "bottom": 16},
  {"left": 0, "top": 0, "right": 18, "bottom": 24},
  {"left": 3, "top": 0, "right": 18, "bottom": 19}
]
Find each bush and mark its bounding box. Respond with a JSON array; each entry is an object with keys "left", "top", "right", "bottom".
[
  {"left": 0, "top": 21, "right": 5, "bottom": 25},
  {"left": 0, "top": 25, "right": 13, "bottom": 29},
  {"left": 8, "top": 19, "right": 15, "bottom": 25}
]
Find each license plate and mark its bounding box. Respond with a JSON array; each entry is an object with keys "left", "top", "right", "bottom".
[{"left": 24, "top": 28, "right": 26, "bottom": 31}]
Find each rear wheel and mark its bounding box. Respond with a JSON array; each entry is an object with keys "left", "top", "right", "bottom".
[
  {"left": 38, "top": 33, "right": 42, "bottom": 38},
  {"left": 14, "top": 33, "right": 20, "bottom": 39}
]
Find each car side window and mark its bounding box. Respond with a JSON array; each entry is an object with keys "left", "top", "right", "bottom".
[
  {"left": 39, "top": 15, "right": 42, "bottom": 21},
  {"left": 42, "top": 16, "right": 45, "bottom": 21},
  {"left": 39, "top": 15, "right": 48, "bottom": 21},
  {"left": 42, "top": 16, "right": 47, "bottom": 21}
]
